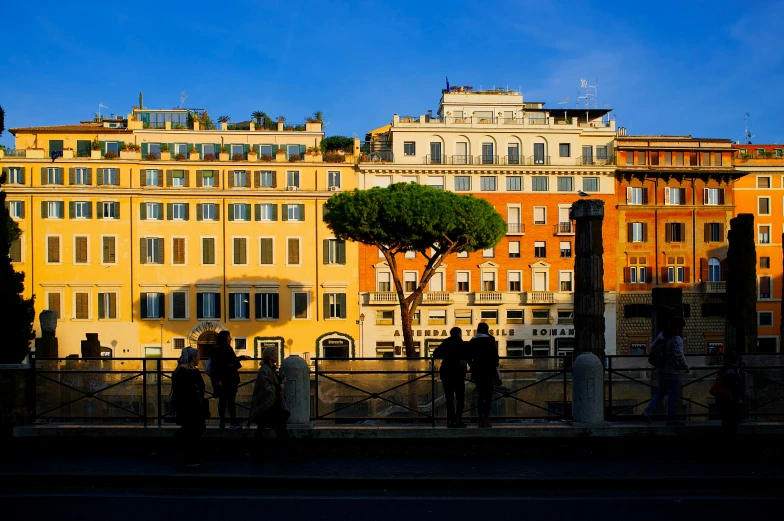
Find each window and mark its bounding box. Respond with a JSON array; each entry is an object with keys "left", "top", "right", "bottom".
[
  {"left": 201, "top": 170, "right": 215, "bottom": 187},
  {"left": 509, "top": 241, "right": 520, "bottom": 258},
  {"left": 480, "top": 310, "right": 498, "bottom": 324},
  {"left": 629, "top": 222, "right": 647, "bottom": 243},
  {"left": 101, "top": 202, "right": 118, "bottom": 219},
  {"left": 256, "top": 293, "right": 279, "bottom": 319},
  {"left": 233, "top": 238, "right": 247, "bottom": 265},
  {"left": 377, "top": 272, "right": 391, "bottom": 292},
  {"left": 708, "top": 257, "right": 721, "bottom": 282},
  {"left": 404, "top": 249, "right": 415, "bottom": 259},
  {"left": 627, "top": 187, "right": 646, "bottom": 205},
  {"left": 560, "top": 241, "right": 572, "bottom": 258},
  {"left": 582, "top": 146, "right": 594, "bottom": 165},
  {"left": 325, "top": 293, "right": 347, "bottom": 319},
  {"left": 582, "top": 177, "right": 599, "bottom": 192},
  {"left": 534, "top": 241, "right": 546, "bottom": 258},
  {"left": 704, "top": 188, "right": 725, "bottom": 205},
  {"left": 143, "top": 237, "right": 163, "bottom": 264},
  {"left": 558, "top": 311, "right": 574, "bottom": 324},
  {"left": 104, "top": 142, "right": 119, "bottom": 155},
  {"left": 255, "top": 203, "right": 276, "bottom": 221},
  {"left": 507, "top": 206, "right": 521, "bottom": 233},
  {"left": 197, "top": 293, "right": 220, "bottom": 319},
  {"left": 457, "top": 251, "right": 468, "bottom": 258},
  {"left": 483, "top": 248, "right": 494, "bottom": 258},
  {"left": 328, "top": 171, "right": 341, "bottom": 189},
  {"left": 9, "top": 201, "right": 23, "bottom": 219},
  {"left": 508, "top": 271, "right": 521, "bottom": 291},
  {"left": 401, "top": 175, "right": 418, "bottom": 184},
  {"left": 628, "top": 256, "right": 648, "bottom": 284},
  {"left": 758, "top": 177, "right": 771, "bottom": 189},
  {"left": 403, "top": 271, "right": 417, "bottom": 292},
  {"left": 705, "top": 223, "right": 723, "bottom": 242},
  {"left": 146, "top": 202, "right": 161, "bottom": 220},
  {"left": 171, "top": 170, "right": 185, "bottom": 187},
  {"left": 377, "top": 310, "right": 394, "bottom": 325},
  {"left": 481, "top": 271, "right": 496, "bottom": 291},
  {"left": 667, "top": 256, "right": 686, "bottom": 283},
  {"left": 624, "top": 304, "right": 653, "bottom": 319},
  {"left": 229, "top": 293, "right": 250, "bottom": 319},
  {"left": 376, "top": 175, "right": 392, "bottom": 188},
  {"left": 557, "top": 176, "right": 573, "bottom": 192},
  {"left": 102, "top": 236, "right": 116, "bottom": 264},
  {"left": 293, "top": 292, "right": 310, "bottom": 319},
  {"left": 404, "top": 142, "right": 416, "bottom": 156},
  {"left": 231, "top": 145, "right": 245, "bottom": 158},
  {"left": 201, "top": 203, "right": 216, "bottom": 221},
  {"left": 45, "top": 201, "right": 64, "bottom": 219},
  {"left": 172, "top": 203, "right": 187, "bottom": 220},
  {"left": 559, "top": 143, "right": 571, "bottom": 157},
  {"left": 47, "top": 236, "right": 60, "bottom": 263},
  {"left": 233, "top": 203, "right": 250, "bottom": 221},
  {"left": 376, "top": 342, "right": 395, "bottom": 359},
  {"left": 759, "top": 225, "right": 771, "bottom": 244},
  {"left": 73, "top": 168, "right": 88, "bottom": 185},
  {"left": 429, "top": 310, "right": 447, "bottom": 325},
  {"left": 506, "top": 176, "right": 521, "bottom": 191},
  {"left": 664, "top": 187, "right": 685, "bottom": 205},
  {"left": 256, "top": 171, "right": 274, "bottom": 188},
  {"left": 70, "top": 200, "right": 90, "bottom": 219},
  {"left": 142, "top": 292, "right": 164, "bottom": 319},
  {"left": 287, "top": 170, "right": 300, "bottom": 188},
  {"left": 234, "top": 338, "right": 247, "bottom": 351},
  {"left": 259, "top": 238, "right": 274, "bottom": 265},
  {"left": 758, "top": 197, "right": 771, "bottom": 215},
  {"left": 7, "top": 167, "right": 23, "bottom": 184},
  {"left": 760, "top": 276, "right": 772, "bottom": 299},
  {"left": 666, "top": 223, "right": 685, "bottom": 243},
  {"left": 559, "top": 271, "right": 573, "bottom": 292},
  {"left": 531, "top": 177, "right": 548, "bottom": 191},
  {"left": 234, "top": 170, "right": 248, "bottom": 187},
  {"left": 74, "top": 292, "right": 89, "bottom": 319},
  {"left": 287, "top": 238, "right": 301, "bottom": 264},
  {"left": 454, "top": 176, "right": 471, "bottom": 191},
  {"left": 46, "top": 293, "right": 62, "bottom": 319},
  {"left": 638, "top": 151, "right": 646, "bottom": 165},
  {"left": 74, "top": 236, "right": 88, "bottom": 264},
  {"left": 507, "top": 310, "right": 524, "bottom": 325},
  {"left": 761, "top": 257, "right": 771, "bottom": 269},
  {"left": 285, "top": 204, "right": 304, "bottom": 221},
  {"left": 46, "top": 167, "right": 62, "bottom": 185},
  {"left": 507, "top": 144, "right": 520, "bottom": 164},
  {"left": 477, "top": 176, "right": 496, "bottom": 191},
  {"left": 171, "top": 291, "right": 187, "bottom": 319},
  {"left": 145, "top": 170, "right": 159, "bottom": 186},
  {"left": 202, "top": 238, "right": 216, "bottom": 265},
  {"left": 531, "top": 206, "right": 545, "bottom": 225},
  {"left": 596, "top": 146, "right": 608, "bottom": 160},
  {"left": 427, "top": 176, "right": 444, "bottom": 190},
  {"left": 430, "top": 142, "right": 442, "bottom": 163},
  {"left": 98, "top": 292, "right": 117, "bottom": 320},
  {"left": 149, "top": 144, "right": 161, "bottom": 156},
  {"left": 481, "top": 143, "right": 494, "bottom": 164},
  {"left": 758, "top": 312, "right": 773, "bottom": 327},
  {"left": 9, "top": 239, "right": 21, "bottom": 263},
  {"left": 533, "top": 143, "right": 546, "bottom": 164},
  {"left": 455, "top": 309, "right": 472, "bottom": 325},
  {"left": 456, "top": 271, "right": 470, "bottom": 292}
]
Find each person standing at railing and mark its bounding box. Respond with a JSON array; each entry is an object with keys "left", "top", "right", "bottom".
[
  {"left": 171, "top": 348, "right": 207, "bottom": 467},
  {"left": 714, "top": 352, "right": 744, "bottom": 436},
  {"left": 248, "top": 345, "right": 290, "bottom": 462},
  {"left": 469, "top": 322, "right": 500, "bottom": 428},
  {"left": 209, "top": 330, "right": 251, "bottom": 429},
  {"left": 642, "top": 316, "right": 690, "bottom": 426},
  {"left": 433, "top": 327, "right": 470, "bottom": 428}
]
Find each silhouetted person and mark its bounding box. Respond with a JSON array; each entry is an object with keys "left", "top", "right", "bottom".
[
  {"left": 643, "top": 316, "right": 690, "bottom": 425},
  {"left": 469, "top": 322, "right": 499, "bottom": 428},
  {"left": 209, "top": 330, "right": 249, "bottom": 429},
  {"left": 716, "top": 351, "right": 744, "bottom": 436},
  {"left": 171, "top": 348, "right": 207, "bottom": 467},
  {"left": 249, "top": 346, "right": 290, "bottom": 462},
  {"left": 433, "top": 327, "right": 469, "bottom": 428}
]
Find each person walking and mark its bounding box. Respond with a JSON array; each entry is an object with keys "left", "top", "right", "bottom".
[
  {"left": 642, "top": 316, "right": 690, "bottom": 426},
  {"left": 209, "top": 330, "right": 249, "bottom": 429},
  {"left": 171, "top": 348, "right": 207, "bottom": 467},
  {"left": 715, "top": 351, "right": 744, "bottom": 436},
  {"left": 468, "top": 322, "right": 499, "bottom": 428},
  {"left": 248, "top": 346, "right": 290, "bottom": 461},
  {"left": 433, "top": 327, "right": 470, "bottom": 428}
]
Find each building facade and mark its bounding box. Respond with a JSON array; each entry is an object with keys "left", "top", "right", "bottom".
[
  {"left": 614, "top": 136, "right": 738, "bottom": 354},
  {"left": 2, "top": 110, "right": 359, "bottom": 361},
  {"left": 732, "top": 144, "right": 784, "bottom": 353},
  {"left": 358, "top": 88, "right": 618, "bottom": 358}
]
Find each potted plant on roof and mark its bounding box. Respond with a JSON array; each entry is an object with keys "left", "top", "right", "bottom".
[
  {"left": 90, "top": 138, "right": 102, "bottom": 159},
  {"left": 219, "top": 145, "right": 229, "bottom": 161},
  {"left": 305, "top": 145, "right": 322, "bottom": 163},
  {"left": 159, "top": 143, "right": 171, "bottom": 161},
  {"left": 275, "top": 146, "right": 286, "bottom": 162},
  {"left": 120, "top": 142, "right": 141, "bottom": 160},
  {"left": 189, "top": 145, "right": 199, "bottom": 161},
  {"left": 247, "top": 146, "right": 258, "bottom": 162}
]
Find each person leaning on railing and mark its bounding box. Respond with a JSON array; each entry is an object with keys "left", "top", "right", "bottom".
[
  {"left": 469, "top": 322, "right": 500, "bottom": 428},
  {"left": 433, "top": 327, "right": 470, "bottom": 428}
]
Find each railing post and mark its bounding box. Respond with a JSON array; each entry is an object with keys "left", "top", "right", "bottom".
[
  {"left": 562, "top": 356, "right": 568, "bottom": 419},
  {"left": 142, "top": 359, "right": 148, "bottom": 428},
  {"left": 607, "top": 356, "right": 613, "bottom": 421},
  {"left": 29, "top": 352, "right": 37, "bottom": 422},
  {"left": 431, "top": 359, "right": 436, "bottom": 428},
  {"left": 157, "top": 359, "right": 162, "bottom": 427},
  {"left": 314, "top": 358, "right": 319, "bottom": 421}
]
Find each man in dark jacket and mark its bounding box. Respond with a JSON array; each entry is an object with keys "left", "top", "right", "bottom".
[{"left": 433, "top": 327, "right": 469, "bottom": 428}]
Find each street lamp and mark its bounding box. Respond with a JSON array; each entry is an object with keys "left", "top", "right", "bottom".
[{"left": 359, "top": 313, "right": 365, "bottom": 358}]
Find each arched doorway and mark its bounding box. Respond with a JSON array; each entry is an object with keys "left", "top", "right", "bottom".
[{"left": 197, "top": 331, "right": 218, "bottom": 359}]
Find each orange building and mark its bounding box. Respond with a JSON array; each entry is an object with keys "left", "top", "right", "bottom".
[
  {"left": 615, "top": 135, "right": 738, "bottom": 354},
  {"left": 732, "top": 144, "right": 784, "bottom": 353}
]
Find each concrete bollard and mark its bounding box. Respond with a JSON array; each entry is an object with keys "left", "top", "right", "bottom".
[
  {"left": 572, "top": 353, "right": 604, "bottom": 423},
  {"left": 280, "top": 355, "right": 310, "bottom": 425}
]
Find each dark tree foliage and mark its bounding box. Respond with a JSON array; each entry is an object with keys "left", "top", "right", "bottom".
[
  {"left": 0, "top": 188, "right": 35, "bottom": 363},
  {"left": 0, "top": 104, "right": 5, "bottom": 136},
  {"left": 323, "top": 183, "right": 506, "bottom": 355},
  {"left": 321, "top": 136, "right": 354, "bottom": 153}
]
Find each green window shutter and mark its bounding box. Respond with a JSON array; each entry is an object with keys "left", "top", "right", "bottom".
[
  {"left": 272, "top": 145, "right": 279, "bottom": 155},
  {"left": 19, "top": 202, "right": 25, "bottom": 219},
  {"left": 243, "top": 144, "right": 250, "bottom": 155},
  {"left": 69, "top": 168, "right": 75, "bottom": 185},
  {"left": 140, "top": 238, "right": 147, "bottom": 264},
  {"left": 109, "top": 293, "right": 117, "bottom": 318},
  {"left": 338, "top": 241, "right": 346, "bottom": 264},
  {"left": 252, "top": 144, "right": 259, "bottom": 154},
  {"left": 271, "top": 171, "right": 277, "bottom": 188},
  {"left": 196, "top": 170, "right": 203, "bottom": 188},
  {"left": 227, "top": 170, "right": 235, "bottom": 188},
  {"left": 298, "top": 204, "right": 305, "bottom": 221},
  {"left": 167, "top": 203, "right": 173, "bottom": 220},
  {"left": 196, "top": 144, "right": 203, "bottom": 158},
  {"left": 166, "top": 170, "right": 173, "bottom": 187},
  {"left": 86, "top": 168, "right": 93, "bottom": 185},
  {"left": 339, "top": 294, "right": 346, "bottom": 319},
  {"left": 299, "top": 144, "right": 306, "bottom": 156},
  {"left": 254, "top": 170, "right": 260, "bottom": 188},
  {"left": 159, "top": 293, "right": 165, "bottom": 318},
  {"left": 323, "top": 294, "right": 330, "bottom": 319},
  {"left": 96, "top": 202, "right": 103, "bottom": 219},
  {"left": 117, "top": 141, "right": 124, "bottom": 152},
  {"left": 281, "top": 204, "right": 288, "bottom": 221},
  {"left": 323, "top": 239, "right": 329, "bottom": 264},
  {"left": 86, "top": 203, "right": 92, "bottom": 219},
  {"left": 158, "top": 203, "right": 164, "bottom": 220},
  {"left": 228, "top": 294, "right": 236, "bottom": 319},
  {"left": 40, "top": 167, "right": 46, "bottom": 185},
  {"left": 140, "top": 170, "right": 146, "bottom": 187},
  {"left": 169, "top": 143, "right": 175, "bottom": 155},
  {"left": 254, "top": 204, "right": 261, "bottom": 221},
  {"left": 41, "top": 201, "right": 48, "bottom": 218},
  {"left": 140, "top": 293, "right": 148, "bottom": 318},
  {"left": 196, "top": 204, "right": 203, "bottom": 221},
  {"left": 158, "top": 238, "right": 165, "bottom": 264},
  {"left": 98, "top": 293, "right": 105, "bottom": 319},
  {"left": 215, "top": 204, "right": 220, "bottom": 221},
  {"left": 100, "top": 141, "right": 106, "bottom": 156},
  {"left": 114, "top": 202, "right": 120, "bottom": 219},
  {"left": 69, "top": 202, "right": 75, "bottom": 219},
  {"left": 244, "top": 204, "right": 251, "bottom": 221},
  {"left": 228, "top": 204, "right": 235, "bottom": 221},
  {"left": 271, "top": 204, "right": 278, "bottom": 221},
  {"left": 184, "top": 203, "right": 190, "bottom": 221},
  {"left": 141, "top": 143, "right": 148, "bottom": 156},
  {"left": 183, "top": 170, "right": 190, "bottom": 187},
  {"left": 140, "top": 202, "right": 146, "bottom": 220}
]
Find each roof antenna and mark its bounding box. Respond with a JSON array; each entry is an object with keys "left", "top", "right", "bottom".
[
  {"left": 179, "top": 92, "right": 187, "bottom": 109},
  {"left": 98, "top": 103, "right": 108, "bottom": 120},
  {"left": 558, "top": 96, "right": 569, "bottom": 122},
  {"left": 744, "top": 113, "right": 754, "bottom": 144}
]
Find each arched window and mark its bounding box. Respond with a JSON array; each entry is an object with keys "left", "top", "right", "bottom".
[{"left": 708, "top": 257, "right": 721, "bottom": 282}]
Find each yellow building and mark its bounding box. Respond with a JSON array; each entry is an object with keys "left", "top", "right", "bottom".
[{"left": 1, "top": 108, "right": 359, "bottom": 361}]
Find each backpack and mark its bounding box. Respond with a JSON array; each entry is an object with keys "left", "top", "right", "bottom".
[
  {"left": 647, "top": 337, "right": 669, "bottom": 368},
  {"left": 204, "top": 359, "right": 212, "bottom": 377}
]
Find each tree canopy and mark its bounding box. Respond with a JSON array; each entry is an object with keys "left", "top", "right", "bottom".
[
  {"left": 321, "top": 136, "right": 354, "bottom": 153},
  {"left": 323, "top": 183, "right": 506, "bottom": 355}
]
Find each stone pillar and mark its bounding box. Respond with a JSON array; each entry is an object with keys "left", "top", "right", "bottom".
[
  {"left": 572, "top": 353, "right": 604, "bottom": 423},
  {"left": 81, "top": 333, "right": 101, "bottom": 358},
  {"left": 570, "top": 200, "right": 606, "bottom": 358},
  {"left": 725, "top": 214, "right": 756, "bottom": 354},
  {"left": 34, "top": 310, "right": 59, "bottom": 358},
  {"left": 280, "top": 355, "right": 310, "bottom": 425}
]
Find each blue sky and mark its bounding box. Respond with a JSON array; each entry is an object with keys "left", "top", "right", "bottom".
[{"left": 1, "top": 0, "right": 782, "bottom": 148}]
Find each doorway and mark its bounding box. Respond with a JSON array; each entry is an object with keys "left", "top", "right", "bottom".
[{"left": 197, "top": 331, "right": 218, "bottom": 359}]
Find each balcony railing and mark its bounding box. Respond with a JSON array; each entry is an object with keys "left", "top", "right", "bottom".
[
  {"left": 360, "top": 150, "right": 394, "bottom": 163},
  {"left": 528, "top": 155, "right": 550, "bottom": 165},
  {"left": 421, "top": 292, "right": 454, "bottom": 305},
  {"left": 476, "top": 154, "right": 499, "bottom": 165},
  {"left": 425, "top": 154, "right": 447, "bottom": 165},
  {"left": 369, "top": 292, "right": 398, "bottom": 305},
  {"left": 576, "top": 155, "right": 616, "bottom": 166},
  {"left": 502, "top": 155, "right": 522, "bottom": 165},
  {"left": 555, "top": 222, "right": 574, "bottom": 235},
  {"left": 2, "top": 149, "right": 26, "bottom": 157},
  {"left": 474, "top": 291, "right": 503, "bottom": 304},
  {"left": 507, "top": 223, "right": 525, "bottom": 234},
  {"left": 451, "top": 154, "right": 473, "bottom": 165},
  {"left": 523, "top": 291, "right": 555, "bottom": 304},
  {"left": 702, "top": 281, "right": 727, "bottom": 293}
]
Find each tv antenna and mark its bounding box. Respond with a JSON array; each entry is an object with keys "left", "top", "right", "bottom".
[
  {"left": 578, "top": 79, "right": 598, "bottom": 108},
  {"left": 179, "top": 92, "right": 187, "bottom": 109},
  {"left": 98, "top": 103, "right": 108, "bottom": 120},
  {"left": 558, "top": 97, "right": 569, "bottom": 122},
  {"left": 744, "top": 113, "right": 754, "bottom": 144}
]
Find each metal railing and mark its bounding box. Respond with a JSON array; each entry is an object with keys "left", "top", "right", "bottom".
[
  {"left": 360, "top": 150, "right": 394, "bottom": 163},
  {"left": 575, "top": 155, "right": 616, "bottom": 166},
  {"left": 528, "top": 155, "right": 550, "bottom": 165},
  {"left": 606, "top": 354, "right": 784, "bottom": 421},
  {"left": 2, "top": 149, "right": 26, "bottom": 157},
  {"left": 312, "top": 356, "right": 572, "bottom": 424},
  {"left": 555, "top": 222, "right": 574, "bottom": 234},
  {"left": 477, "top": 154, "right": 499, "bottom": 165},
  {"left": 506, "top": 223, "right": 525, "bottom": 234},
  {"left": 451, "top": 154, "right": 473, "bottom": 165},
  {"left": 425, "top": 154, "right": 447, "bottom": 165}
]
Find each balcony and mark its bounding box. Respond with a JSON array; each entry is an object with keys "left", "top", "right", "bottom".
[
  {"left": 369, "top": 292, "right": 398, "bottom": 305},
  {"left": 420, "top": 292, "right": 454, "bottom": 305},
  {"left": 473, "top": 291, "right": 503, "bottom": 305},
  {"left": 475, "top": 155, "right": 499, "bottom": 165},
  {"left": 506, "top": 223, "right": 525, "bottom": 235},
  {"left": 522, "top": 291, "right": 555, "bottom": 304},
  {"left": 575, "top": 155, "right": 616, "bottom": 166},
  {"left": 702, "top": 281, "right": 727, "bottom": 293},
  {"left": 527, "top": 155, "right": 550, "bottom": 165},
  {"left": 554, "top": 222, "right": 574, "bottom": 235},
  {"left": 360, "top": 150, "right": 395, "bottom": 163}
]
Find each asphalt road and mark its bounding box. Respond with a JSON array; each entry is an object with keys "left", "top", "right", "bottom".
[{"left": 5, "top": 487, "right": 783, "bottom": 521}]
